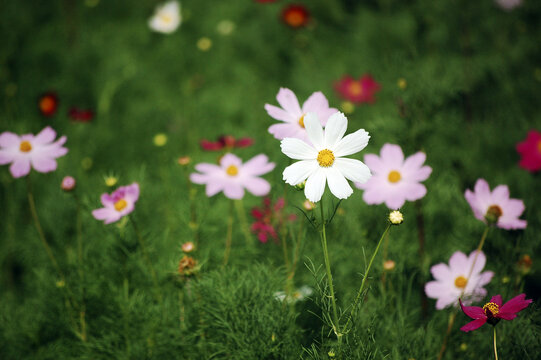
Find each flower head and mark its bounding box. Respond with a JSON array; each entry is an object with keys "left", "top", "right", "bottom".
[
  {"left": 68, "top": 107, "right": 94, "bottom": 123},
  {"left": 0, "top": 126, "right": 68, "bottom": 178},
  {"left": 356, "top": 144, "right": 432, "bottom": 209},
  {"left": 200, "top": 135, "right": 253, "bottom": 151},
  {"left": 516, "top": 130, "right": 541, "bottom": 172},
  {"left": 178, "top": 255, "right": 198, "bottom": 277},
  {"left": 38, "top": 92, "right": 58, "bottom": 117},
  {"left": 61, "top": 176, "right": 76, "bottom": 192},
  {"left": 265, "top": 88, "right": 338, "bottom": 143},
  {"left": 425, "top": 250, "right": 494, "bottom": 310},
  {"left": 177, "top": 156, "right": 191, "bottom": 166},
  {"left": 182, "top": 242, "right": 195, "bottom": 253},
  {"left": 495, "top": 0, "right": 522, "bottom": 11},
  {"left": 92, "top": 183, "right": 140, "bottom": 224},
  {"left": 190, "top": 153, "right": 275, "bottom": 199},
  {"left": 335, "top": 75, "right": 381, "bottom": 104},
  {"left": 465, "top": 179, "right": 526, "bottom": 230},
  {"left": 281, "top": 4, "right": 310, "bottom": 28},
  {"left": 149, "top": 1, "right": 181, "bottom": 34},
  {"left": 388, "top": 210, "right": 403, "bottom": 225},
  {"left": 153, "top": 133, "right": 168, "bottom": 147},
  {"left": 460, "top": 293, "right": 532, "bottom": 331},
  {"left": 281, "top": 112, "right": 371, "bottom": 202},
  {"left": 251, "top": 197, "right": 296, "bottom": 243}
]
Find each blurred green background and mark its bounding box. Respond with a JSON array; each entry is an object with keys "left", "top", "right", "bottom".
[{"left": 1, "top": 0, "right": 540, "bottom": 359}]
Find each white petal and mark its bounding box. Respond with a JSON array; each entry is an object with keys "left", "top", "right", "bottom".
[
  {"left": 283, "top": 160, "right": 318, "bottom": 185},
  {"left": 304, "top": 168, "right": 326, "bottom": 203},
  {"left": 333, "top": 158, "right": 371, "bottom": 184},
  {"left": 333, "top": 129, "right": 370, "bottom": 157},
  {"left": 280, "top": 138, "right": 317, "bottom": 160},
  {"left": 324, "top": 112, "right": 347, "bottom": 148},
  {"left": 326, "top": 167, "right": 353, "bottom": 199},
  {"left": 304, "top": 113, "right": 324, "bottom": 150}
]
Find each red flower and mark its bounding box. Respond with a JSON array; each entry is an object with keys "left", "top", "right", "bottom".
[
  {"left": 68, "top": 108, "right": 94, "bottom": 123},
  {"left": 459, "top": 294, "right": 532, "bottom": 332},
  {"left": 200, "top": 135, "right": 254, "bottom": 151},
  {"left": 334, "top": 75, "right": 381, "bottom": 104},
  {"left": 38, "top": 92, "right": 59, "bottom": 117},
  {"left": 281, "top": 4, "right": 310, "bottom": 28},
  {"left": 251, "top": 197, "right": 296, "bottom": 243},
  {"left": 516, "top": 130, "right": 541, "bottom": 172}
]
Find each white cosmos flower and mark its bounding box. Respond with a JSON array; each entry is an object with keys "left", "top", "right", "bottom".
[
  {"left": 149, "top": 1, "right": 181, "bottom": 34},
  {"left": 281, "top": 112, "right": 371, "bottom": 202}
]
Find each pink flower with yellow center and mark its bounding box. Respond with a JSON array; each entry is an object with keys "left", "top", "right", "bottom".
[
  {"left": 516, "top": 129, "right": 541, "bottom": 172},
  {"left": 0, "top": 126, "right": 68, "bottom": 178},
  {"left": 355, "top": 144, "right": 432, "bottom": 209},
  {"left": 465, "top": 178, "right": 526, "bottom": 230},
  {"left": 265, "top": 88, "right": 338, "bottom": 143},
  {"left": 425, "top": 250, "right": 494, "bottom": 310},
  {"left": 334, "top": 75, "right": 380, "bottom": 104},
  {"left": 190, "top": 153, "right": 275, "bottom": 199},
  {"left": 92, "top": 183, "right": 140, "bottom": 224}
]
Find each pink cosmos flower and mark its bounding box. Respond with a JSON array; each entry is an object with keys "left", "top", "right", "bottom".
[
  {"left": 92, "top": 183, "right": 140, "bottom": 224},
  {"left": 265, "top": 88, "right": 338, "bottom": 143},
  {"left": 425, "top": 250, "right": 494, "bottom": 310},
  {"left": 355, "top": 144, "right": 432, "bottom": 209},
  {"left": 460, "top": 294, "right": 532, "bottom": 332},
  {"left": 334, "top": 75, "right": 381, "bottom": 104},
  {"left": 516, "top": 130, "right": 541, "bottom": 172},
  {"left": 251, "top": 197, "right": 296, "bottom": 243},
  {"left": 495, "top": 0, "right": 522, "bottom": 11},
  {"left": 465, "top": 178, "right": 526, "bottom": 230},
  {"left": 200, "top": 135, "right": 254, "bottom": 151},
  {"left": 0, "top": 126, "right": 68, "bottom": 178},
  {"left": 190, "top": 153, "right": 275, "bottom": 199}
]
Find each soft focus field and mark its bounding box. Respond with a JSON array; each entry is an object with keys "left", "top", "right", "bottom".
[{"left": 1, "top": 1, "right": 541, "bottom": 359}]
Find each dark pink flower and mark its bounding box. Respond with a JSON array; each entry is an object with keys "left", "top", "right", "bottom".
[
  {"left": 251, "top": 197, "right": 296, "bottom": 243},
  {"left": 516, "top": 130, "right": 541, "bottom": 172},
  {"left": 38, "top": 92, "right": 59, "bottom": 117},
  {"left": 200, "top": 135, "right": 254, "bottom": 151},
  {"left": 281, "top": 4, "right": 310, "bottom": 28},
  {"left": 68, "top": 108, "right": 94, "bottom": 123},
  {"left": 92, "top": 183, "right": 140, "bottom": 224},
  {"left": 334, "top": 75, "right": 381, "bottom": 104},
  {"left": 459, "top": 294, "right": 532, "bottom": 332}
]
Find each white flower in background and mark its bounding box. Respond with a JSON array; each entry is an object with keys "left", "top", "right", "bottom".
[
  {"left": 281, "top": 112, "right": 371, "bottom": 202},
  {"left": 149, "top": 1, "right": 181, "bottom": 34},
  {"left": 495, "top": 0, "right": 522, "bottom": 11},
  {"left": 274, "top": 285, "right": 313, "bottom": 304}
]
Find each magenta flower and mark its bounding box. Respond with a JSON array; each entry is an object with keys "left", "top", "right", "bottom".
[
  {"left": 200, "top": 135, "right": 254, "bottom": 151},
  {"left": 465, "top": 178, "right": 526, "bottom": 229},
  {"left": 516, "top": 130, "right": 541, "bottom": 172},
  {"left": 355, "top": 144, "right": 432, "bottom": 209},
  {"left": 251, "top": 197, "right": 296, "bottom": 243},
  {"left": 190, "top": 153, "right": 275, "bottom": 199},
  {"left": 92, "top": 183, "right": 140, "bottom": 224},
  {"left": 460, "top": 294, "right": 532, "bottom": 332},
  {"left": 265, "top": 88, "right": 338, "bottom": 142},
  {"left": 0, "top": 126, "right": 68, "bottom": 178},
  {"left": 425, "top": 250, "right": 494, "bottom": 310},
  {"left": 334, "top": 75, "right": 381, "bottom": 104}
]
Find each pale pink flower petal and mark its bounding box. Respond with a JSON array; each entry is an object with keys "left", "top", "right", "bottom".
[
  {"left": 93, "top": 183, "right": 140, "bottom": 225},
  {"left": 33, "top": 126, "right": 56, "bottom": 145},
  {"left": 244, "top": 177, "right": 271, "bottom": 196},
  {"left": 30, "top": 156, "right": 58, "bottom": 173},
  {"left": 276, "top": 88, "right": 302, "bottom": 116},
  {"left": 10, "top": 158, "right": 32, "bottom": 178},
  {"left": 0, "top": 132, "right": 20, "bottom": 147}
]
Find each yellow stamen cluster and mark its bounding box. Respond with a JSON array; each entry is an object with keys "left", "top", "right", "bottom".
[
  {"left": 19, "top": 141, "right": 32, "bottom": 152},
  {"left": 388, "top": 170, "right": 401, "bottom": 183},
  {"left": 160, "top": 14, "right": 172, "bottom": 23},
  {"left": 317, "top": 149, "right": 335, "bottom": 167},
  {"left": 298, "top": 114, "right": 305, "bottom": 128},
  {"left": 537, "top": 140, "right": 541, "bottom": 153},
  {"left": 226, "top": 165, "right": 239, "bottom": 176},
  {"left": 454, "top": 276, "right": 468, "bottom": 289},
  {"left": 114, "top": 199, "right": 128, "bottom": 211},
  {"left": 483, "top": 302, "right": 500, "bottom": 316},
  {"left": 349, "top": 82, "right": 363, "bottom": 96}
]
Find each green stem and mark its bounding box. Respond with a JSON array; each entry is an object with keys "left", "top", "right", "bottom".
[
  {"left": 319, "top": 199, "right": 341, "bottom": 341},
  {"left": 344, "top": 223, "right": 391, "bottom": 333},
  {"left": 234, "top": 199, "right": 253, "bottom": 246},
  {"left": 223, "top": 200, "right": 234, "bottom": 266},
  {"left": 466, "top": 226, "right": 490, "bottom": 280},
  {"left": 437, "top": 311, "right": 457, "bottom": 360},
  {"left": 131, "top": 218, "right": 162, "bottom": 302},
  {"left": 73, "top": 193, "right": 87, "bottom": 342},
  {"left": 493, "top": 326, "right": 499, "bottom": 360}
]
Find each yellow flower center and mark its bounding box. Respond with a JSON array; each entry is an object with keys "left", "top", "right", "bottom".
[
  {"left": 537, "top": 140, "right": 541, "bottom": 153},
  {"left": 19, "top": 141, "right": 32, "bottom": 152},
  {"left": 160, "top": 14, "right": 172, "bottom": 23},
  {"left": 454, "top": 276, "right": 467, "bottom": 289},
  {"left": 482, "top": 302, "right": 500, "bottom": 316},
  {"left": 317, "top": 149, "right": 335, "bottom": 167},
  {"left": 226, "top": 165, "right": 239, "bottom": 176},
  {"left": 388, "top": 170, "right": 401, "bottom": 183},
  {"left": 40, "top": 97, "right": 55, "bottom": 112},
  {"left": 349, "top": 82, "right": 363, "bottom": 96},
  {"left": 114, "top": 199, "right": 127, "bottom": 211},
  {"left": 298, "top": 114, "right": 305, "bottom": 128}
]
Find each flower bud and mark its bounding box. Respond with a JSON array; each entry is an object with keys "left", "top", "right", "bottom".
[
  {"left": 383, "top": 259, "right": 396, "bottom": 271},
  {"left": 178, "top": 255, "right": 198, "bottom": 277},
  {"left": 302, "top": 199, "right": 314, "bottom": 211},
  {"left": 182, "top": 241, "right": 195, "bottom": 253},
  {"left": 295, "top": 180, "right": 306, "bottom": 191},
  {"left": 484, "top": 205, "right": 502, "bottom": 225},
  {"left": 177, "top": 156, "right": 191, "bottom": 166},
  {"left": 388, "top": 210, "right": 403, "bottom": 225},
  {"left": 517, "top": 254, "right": 532, "bottom": 275},
  {"left": 61, "top": 176, "right": 76, "bottom": 192}
]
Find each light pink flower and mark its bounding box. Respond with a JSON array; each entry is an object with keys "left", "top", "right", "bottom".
[
  {"left": 495, "top": 0, "right": 522, "bottom": 11},
  {"left": 265, "top": 88, "right": 338, "bottom": 143},
  {"left": 190, "top": 153, "right": 275, "bottom": 199},
  {"left": 465, "top": 178, "right": 527, "bottom": 230},
  {"left": 355, "top": 143, "right": 432, "bottom": 209},
  {"left": 0, "top": 126, "right": 68, "bottom": 178},
  {"left": 92, "top": 183, "right": 140, "bottom": 224},
  {"left": 425, "top": 250, "right": 494, "bottom": 310}
]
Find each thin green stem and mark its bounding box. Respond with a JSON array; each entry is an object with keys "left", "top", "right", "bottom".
[
  {"left": 344, "top": 223, "right": 391, "bottom": 333},
  {"left": 493, "top": 326, "right": 499, "bottom": 360},
  {"left": 318, "top": 199, "right": 341, "bottom": 341},
  {"left": 437, "top": 311, "right": 457, "bottom": 360},
  {"left": 234, "top": 199, "right": 253, "bottom": 246},
  {"left": 466, "top": 226, "right": 490, "bottom": 280},
  {"left": 131, "top": 218, "right": 162, "bottom": 302},
  {"left": 223, "top": 200, "right": 234, "bottom": 266},
  {"left": 73, "top": 193, "right": 87, "bottom": 342}
]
